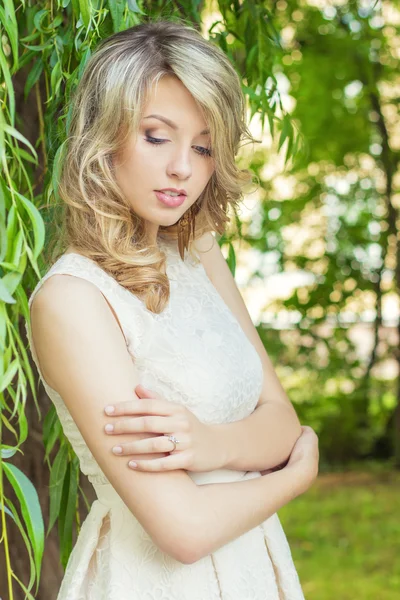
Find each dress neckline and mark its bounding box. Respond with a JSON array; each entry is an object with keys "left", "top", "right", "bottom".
[{"left": 63, "top": 237, "right": 177, "bottom": 259}]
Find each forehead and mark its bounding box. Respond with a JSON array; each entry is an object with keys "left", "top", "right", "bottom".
[{"left": 142, "top": 76, "right": 210, "bottom": 135}]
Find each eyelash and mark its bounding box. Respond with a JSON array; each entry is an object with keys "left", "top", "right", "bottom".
[{"left": 144, "top": 135, "right": 212, "bottom": 158}]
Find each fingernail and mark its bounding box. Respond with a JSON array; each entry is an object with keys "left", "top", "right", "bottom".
[
  {"left": 112, "top": 446, "right": 122, "bottom": 454},
  {"left": 105, "top": 405, "right": 115, "bottom": 414},
  {"left": 105, "top": 424, "right": 114, "bottom": 433},
  {"left": 129, "top": 461, "right": 138, "bottom": 468}
]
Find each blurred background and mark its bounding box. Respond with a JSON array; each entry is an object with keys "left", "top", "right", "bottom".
[{"left": 1, "top": 1, "right": 399, "bottom": 598}]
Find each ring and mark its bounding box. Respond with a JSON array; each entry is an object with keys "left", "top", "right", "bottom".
[{"left": 165, "top": 434, "right": 180, "bottom": 453}]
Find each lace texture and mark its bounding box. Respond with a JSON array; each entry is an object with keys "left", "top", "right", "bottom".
[{"left": 25, "top": 237, "right": 305, "bottom": 599}]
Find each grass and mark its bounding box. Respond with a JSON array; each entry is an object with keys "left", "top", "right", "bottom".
[{"left": 278, "top": 462, "right": 400, "bottom": 599}]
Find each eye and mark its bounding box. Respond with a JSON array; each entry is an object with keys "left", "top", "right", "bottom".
[{"left": 144, "top": 135, "right": 212, "bottom": 158}]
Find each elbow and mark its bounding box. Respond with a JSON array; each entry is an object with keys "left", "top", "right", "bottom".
[
  {"left": 293, "top": 411, "right": 303, "bottom": 439},
  {"left": 178, "top": 539, "right": 208, "bottom": 565},
  {"left": 156, "top": 520, "right": 202, "bottom": 565},
  {"left": 280, "top": 406, "right": 302, "bottom": 465},
  {"left": 170, "top": 539, "right": 200, "bottom": 565},
  {"left": 285, "top": 403, "right": 302, "bottom": 439},
  {"left": 177, "top": 520, "right": 213, "bottom": 565}
]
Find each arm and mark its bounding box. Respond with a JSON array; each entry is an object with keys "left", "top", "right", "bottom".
[
  {"left": 210, "top": 402, "right": 302, "bottom": 472},
  {"left": 31, "top": 274, "right": 307, "bottom": 565},
  {"left": 193, "top": 232, "right": 303, "bottom": 472},
  {"left": 191, "top": 466, "right": 304, "bottom": 562}
]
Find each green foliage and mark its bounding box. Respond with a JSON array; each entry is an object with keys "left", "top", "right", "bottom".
[
  {"left": 241, "top": 0, "right": 399, "bottom": 467},
  {"left": 1, "top": 461, "right": 44, "bottom": 596}
]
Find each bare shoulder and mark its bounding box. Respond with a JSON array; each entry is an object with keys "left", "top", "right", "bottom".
[
  {"left": 193, "top": 231, "right": 216, "bottom": 253},
  {"left": 31, "top": 271, "right": 100, "bottom": 309},
  {"left": 29, "top": 273, "right": 125, "bottom": 389},
  {"left": 193, "top": 231, "right": 220, "bottom": 282},
  {"left": 30, "top": 272, "right": 101, "bottom": 325}
]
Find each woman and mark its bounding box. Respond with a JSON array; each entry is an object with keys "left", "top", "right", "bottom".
[{"left": 26, "top": 19, "right": 319, "bottom": 599}]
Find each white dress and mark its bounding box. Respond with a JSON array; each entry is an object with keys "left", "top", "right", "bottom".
[{"left": 25, "top": 235, "right": 305, "bottom": 600}]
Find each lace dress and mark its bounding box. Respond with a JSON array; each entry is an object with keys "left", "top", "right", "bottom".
[{"left": 25, "top": 236, "right": 305, "bottom": 600}]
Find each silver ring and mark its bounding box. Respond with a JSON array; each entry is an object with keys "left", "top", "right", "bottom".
[{"left": 165, "top": 434, "right": 180, "bottom": 453}]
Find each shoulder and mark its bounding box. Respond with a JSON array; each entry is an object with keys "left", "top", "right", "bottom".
[
  {"left": 193, "top": 231, "right": 216, "bottom": 253},
  {"left": 33, "top": 271, "right": 99, "bottom": 303},
  {"left": 192, "top": 232, "right": 228, "bottom": 284},
  {"left": 30, "top": 272, "right": 110, "bottom": 330},
  {"left": 30, "top": 273, "right": 126, "bottom": 387},
  {"left": 192, "top": 232, "right": 221, "bottom": 282}
]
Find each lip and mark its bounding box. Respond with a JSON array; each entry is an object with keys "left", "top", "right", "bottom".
[
  {"left": 155, "top": 190, "right": 186, "bottom": 208},
  {"left": 157, "top": 187, "right": 187, "bottom": 196}
]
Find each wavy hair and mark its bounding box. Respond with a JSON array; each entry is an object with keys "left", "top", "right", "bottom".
[{"left": 50, "top": 18, "right": 260, "bottom": 314}]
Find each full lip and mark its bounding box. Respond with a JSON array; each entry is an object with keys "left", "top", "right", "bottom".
[
  {"left": 154, "top": 190, "right": 186, "bottom": 207},
  {"left": 155, "top": 187, "right": 187, "bottom": 196}
]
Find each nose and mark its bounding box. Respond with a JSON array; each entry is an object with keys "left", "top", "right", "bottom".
[{"left": 166, "top": 146, "right": 192, "bottom": 181}]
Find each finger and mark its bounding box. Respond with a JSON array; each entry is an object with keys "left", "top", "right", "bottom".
[
  {"left": 106, "top": 415, "right": 180, "bottom": 435},
  {"left": 135, "top": 384, "right": 160, "bottom": 399},
  {"left": 128, "top": 450, "right": 192, "bottom": 472},
  {"left": 104, "top": 398, "right": 174, "bottom": 418},
  {"left": 134, "top": 387, "right": 185, "bottom": 416},
  {"left": 111, "top": 435, "right": 185, "bottom": 456}
]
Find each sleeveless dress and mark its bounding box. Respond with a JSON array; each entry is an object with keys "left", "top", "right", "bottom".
[{"left": 25, "top": 236, "right": 305, "bottom": 600}]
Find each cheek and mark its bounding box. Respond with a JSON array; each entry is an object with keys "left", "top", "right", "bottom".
[
  {"left": 117, "top": 149, "right": 151, "bottom": 187},
  {"left": 202, "top": 164, "right": 215, "bottom": 187}
]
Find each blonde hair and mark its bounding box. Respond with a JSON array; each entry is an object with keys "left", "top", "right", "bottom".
[{"left": 50, "top": 18, "right": 259, "bottom": 314}]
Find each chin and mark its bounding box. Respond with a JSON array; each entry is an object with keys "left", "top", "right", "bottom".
[{"left": 156, "top": 211, "right": 185, "bottom": 227}]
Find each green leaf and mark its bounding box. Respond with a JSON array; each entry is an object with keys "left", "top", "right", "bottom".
[
  {"left": 3, "top": 462, "right": 44, "bottom": 579},
  {"left": 50, "top": 61, "right": 62, "bottom": 99},
  {"left": 0, "top": 358, "right": 19, "bottom": 392},
  {"left": 246, "top": 45, "right": 258, "bottom": 74},
  {"left": 0, "top": 47, "right": 15, "bottom": 127},
  {"left": 108, "top": 0, "right": 125, "bottom": 32},
  {"left": 33, "top": 9, "right": 49, "bottom": 33},
  {"left": 14, "top": 191, "right": 45, "bottom": 260},
  {"left": 43, "top": 405, "right": 62, "bottom": 461},
  {"left": 15, "top": 146, "right": 38, "bottom": 165},
  {"left": 24, "top": 58, "right": 44, "bottom": 101},
  {"left": 226, "top": 242, "right": 236, "bottom": 277},
  {"left": 59, "top": 456, "right": 79, "bottom": 568},
  {"left": 127, "top": 0, "right": 145, "bottom": 15},
  {"left": 2, "top": 503, "right": 16, "bottom": 521},
  {"left": 79, "top": 0, "right": 92, "bottom": 28},
  {"left": 48, "top": 443, "right": 69, "bottom": 535},
  {"left": 278, "top": 115, "right": 291, "bottom": 152},
  {"left": 3, "top": 124, "right": 38, "bottom": 161},
  {"left": 0, "top": 1, "right": 18, "bottom": 73},
  {"left": 21, "top": 41, "right": 53, "bottom": 52},
  {"left": 0, "top": 275, "right": 16, "bottom": 303},
  {"left": 51, "top": 140, "right": 68, "bottom": 203},
  {"left": 1, "top": 445, "right": 18, "bottom": 458},
  {"left": 4, "top": 496, "right": 37, "bottom": 593}
]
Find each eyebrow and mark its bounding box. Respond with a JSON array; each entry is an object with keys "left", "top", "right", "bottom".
[{"left": 143, "top": 114, "right": 210, "bottom": 136}]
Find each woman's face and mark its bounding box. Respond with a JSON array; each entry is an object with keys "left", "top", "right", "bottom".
[{"left": 114, "top": 75, "right": 215, "bottom": 245}]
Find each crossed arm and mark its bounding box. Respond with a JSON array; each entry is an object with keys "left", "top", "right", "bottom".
[
  {"left": 104, "top": 232, "right": 302, "bottom": 474},
  {"left": 30, "top": 276, "right": 306, "bottom": 564},
  {"left": 194, "top": 232, "right": 302, "bottom": 471}
]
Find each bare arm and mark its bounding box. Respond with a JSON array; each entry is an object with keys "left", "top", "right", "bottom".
[
  {"left": 30, "top": 274, "right": 310, "bottom": 565},
  {"left": 187, "top": 467, "right": 305, "bottom": 562},
  {"left": 193, "top": 232, "right": 303, "bottom": 472},
  {"left": 210, "top": 402, "right": 302, "bottom": 472}
]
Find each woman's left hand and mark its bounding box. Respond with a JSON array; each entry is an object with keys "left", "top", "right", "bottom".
[{"left": 104, "top": 384, "right": 224, "bottom": 472}]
